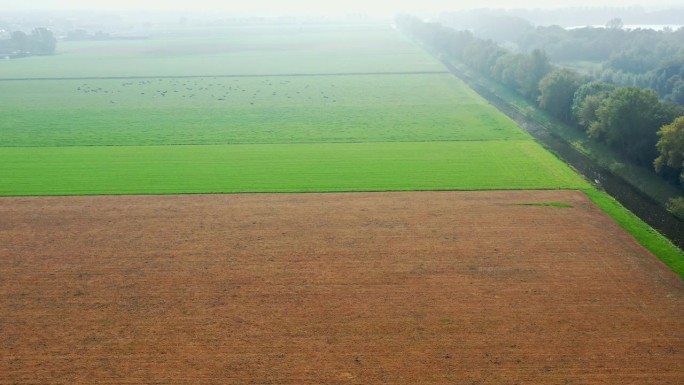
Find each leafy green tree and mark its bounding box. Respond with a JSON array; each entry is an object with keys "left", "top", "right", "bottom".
[
  {"left": 670, "top": 80, "right": 684, "bottom": 105},
  {"left": 605, "top": 18, "right": 624, "bottom": 30},
  {"left": 11, "top": 31, "right": 29, "bottom": 52},
  {"left": 607, "top": 47, "right": 657, "bottom": 73},
  {"left": 521, "top": 49, "right": 551, "bottom": 99},
  {"left": 462, "top": 39, "right": 507, "bottom": 75},
  {"left": 654, "top": 116, "right": 684, "bottom": 183},
  {"left": 572, "top": 81, "right": 616, "bottom": 127},
  {"left": 471, "top": 14, "right": 533, "bottom": 43},
  {"left": 491, "top": 53, "right": 525, "bottom": 88},
  {"left": 576, "top": 94, "right": 606, "bottom": 129},
  {"left": 30, "top": 27, "right": 57, "bottom": 55},
  {"left": 589, "top": 87, "right": 673, "bottom": 165},
  {"left": 537, "top": 69, "right": 586, "bottom": 122},
  {"left": 666, "top": 197, "right": 684, "bottom": 220}
]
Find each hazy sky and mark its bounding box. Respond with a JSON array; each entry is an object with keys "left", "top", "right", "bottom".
[{"left": 2, "top": 0, "right": 680, "bottom": 14}]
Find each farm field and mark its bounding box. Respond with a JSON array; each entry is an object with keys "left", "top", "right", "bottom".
[
  {"left": 0, "top": 24, "right": 444, "bottom": 78},
  {"left": 0, "top": 141, "right": 587, "bottom": 195},
  {"left": 2, "top": 190, "right": 684, "bottom": 384},
  {"left": 0, "top": 74, "right": 527, "bottom": 147},
  {"left": 0, "top": 23, "right": 586, "bottom": 196},
  {"left": 2, "top": 21, "right": 684, "bottom": 385}
]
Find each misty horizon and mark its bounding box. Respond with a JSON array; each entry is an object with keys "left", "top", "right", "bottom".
[{"left": 2, "top": 0, "right": 683, "bottom": 15}]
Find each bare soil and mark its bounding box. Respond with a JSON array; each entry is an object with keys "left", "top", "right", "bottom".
[{"left": 2, "top": 190, "right": 684, "bottom": 384}]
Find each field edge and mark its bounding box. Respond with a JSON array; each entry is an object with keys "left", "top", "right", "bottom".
[{"left": 583, "top": 187, "right": 684, "bottom": 280}]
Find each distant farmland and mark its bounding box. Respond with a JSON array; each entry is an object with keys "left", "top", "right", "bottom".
[
  {"left": 1, "top": 21, "right": 683, "bottom": 385},
  {"left": 0, "top": 74, "right": 527, "bottom": 147},
  {"left": 0, "top": 24, "right": 444, "bottom": 78},
  {"left": 0, "top": 24, "right": 583, "bottom": 196}
]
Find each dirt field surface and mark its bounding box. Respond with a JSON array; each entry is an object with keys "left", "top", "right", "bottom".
[{"left": 2, "top": 190, "right": 684, "bottom": 384}]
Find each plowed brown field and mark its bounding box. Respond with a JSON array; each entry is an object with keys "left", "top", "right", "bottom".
[{"left": 2, "top": 190, "right": 684, "bottom": 384}]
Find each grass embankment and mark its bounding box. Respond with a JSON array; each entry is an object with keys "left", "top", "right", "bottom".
[{"left": 585, "top": 189, "right": 684, "bottom": 280}]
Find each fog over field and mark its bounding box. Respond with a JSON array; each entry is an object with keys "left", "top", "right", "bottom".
[{"left": 2, "top": 0, "right": 680, "bottom": 13}]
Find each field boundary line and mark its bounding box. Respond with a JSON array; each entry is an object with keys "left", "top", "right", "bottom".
[
  {"left": 0, "top": 188, "right": 589, "bottom": 199},
  {"left": 0, "top": 71, "right": 449, "bottom": 82},
  {"left": 0, "top": 138, "right": 534, "bottom": 149}
]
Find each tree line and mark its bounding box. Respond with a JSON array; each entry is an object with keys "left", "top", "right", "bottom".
[
  {"left": 396, "top": 15, "right": 684, "bottom": 216},
  {"left": 518, "top": 23, "right": 684, "bottom": 104},
  {"left": 439, "top": 12, "right": 684, "bottom": 104},
  {"left": 0, "top": 28, "right": 57, "bottom": 57}
]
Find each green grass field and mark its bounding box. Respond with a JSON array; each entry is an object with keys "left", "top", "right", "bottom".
[
  {"left": 0, "top": 141, "right": 588, "bottom": 196},
  {"left": 0, "top": 24, "right": 594, "bottom": 196},
  {"left": 0, "top": 24, "right": 443, "bottom": 78},
  {"left": 0, "top": 74, "right": 528, "bottom": 147}
]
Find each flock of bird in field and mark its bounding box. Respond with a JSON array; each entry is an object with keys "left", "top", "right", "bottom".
[{"left": 75, "top": 77, "right": 340, "bottom": 105}]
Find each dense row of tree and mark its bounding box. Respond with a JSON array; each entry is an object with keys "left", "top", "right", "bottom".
[
  {"left": 440, "top": 8, "right": 684, "bottom": 38},
  {"left": 596, "top": 50, "right": 684, "bottom": 106},
  {"left": 439, "top": 12, "right": 684, "bottom": 104},
  {"left": 655, "top": 117, "right": 684, "bottom": 214},
  {"left": 397, "top": 15, "right": 684, "bottom": 214},
  {"left": 0, "top": 27, "right": 57, "bottom": 56}
]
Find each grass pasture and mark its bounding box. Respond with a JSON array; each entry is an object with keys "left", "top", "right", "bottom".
[
  {"left": 0, "top": 24, "right": 444, "bottom": 79},
  {"left": 0, "top": 23, "right": 578, "bottom": 197},
  {"left": 0, "top": 74, "right": 528, "bottom": 147},
  {"left": 0, "top": 141, "right": 587, "bottom": 196}
]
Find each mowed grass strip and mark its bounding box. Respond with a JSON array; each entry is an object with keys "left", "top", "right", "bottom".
[
  {"left": 0, "top": 75, "right": 527, "bottom": 147},
  {"left": 0, "top": 141, "right": 588, "bottom": 196}
]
